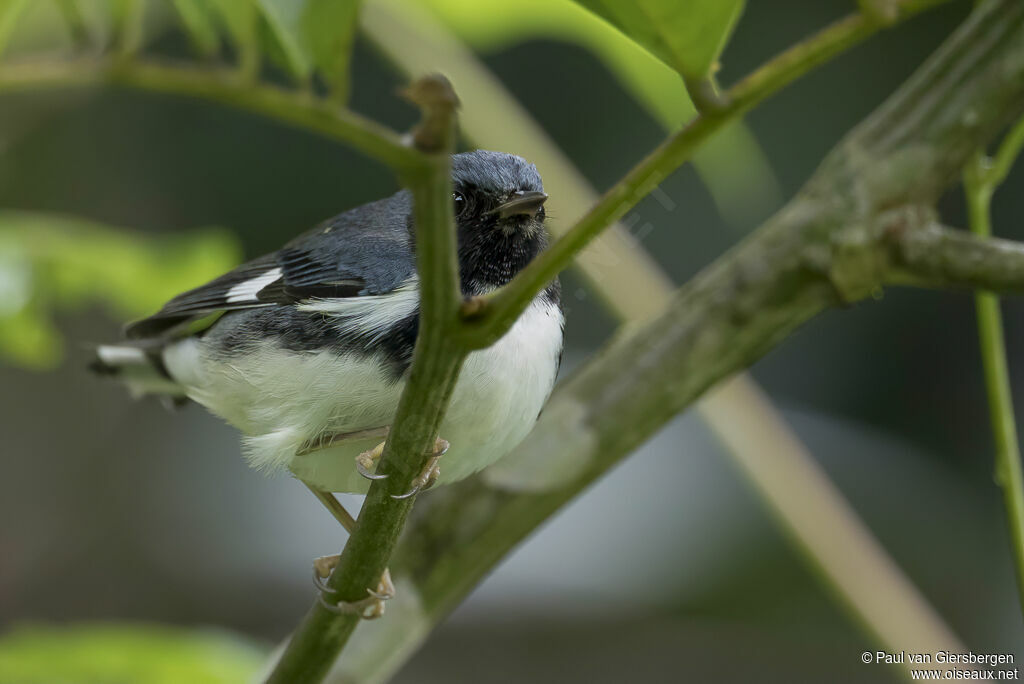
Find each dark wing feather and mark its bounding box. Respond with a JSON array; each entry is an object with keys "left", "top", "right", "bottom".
[{"left": 125, "top": 192, "right": 415, "bottom": 340}]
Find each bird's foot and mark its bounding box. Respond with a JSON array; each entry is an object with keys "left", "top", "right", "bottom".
[
  {"left": 355, "top": 441, "right": 389, "bottom": 481},
  {"left": 313, "top": 555, "right": 395, "bottom": 620},
  {"left": 392, "top": 437, "right": 448, "bottom": 500}
]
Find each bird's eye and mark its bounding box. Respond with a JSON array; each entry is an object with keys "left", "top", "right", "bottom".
[{"left": 453, "top": 191, "right": 473, "bottom": 219}]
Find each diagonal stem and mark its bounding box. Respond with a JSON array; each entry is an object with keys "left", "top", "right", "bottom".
[{"left": 457, "top": 0, "right": 954, "bottom": 348}]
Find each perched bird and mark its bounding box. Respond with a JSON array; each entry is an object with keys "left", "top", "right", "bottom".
[{"left": 92, "top": 150, "right": 564, "bottom": 615}]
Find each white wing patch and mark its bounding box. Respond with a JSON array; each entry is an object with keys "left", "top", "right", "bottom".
[
  {"left": 225, "top": 268, "right": 282, "bottom": 304},
  {"left": 297, "top": 276, "right": 420, "bottom": 342}
]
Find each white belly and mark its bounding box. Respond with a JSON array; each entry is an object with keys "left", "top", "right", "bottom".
[{"left": 163, "top": 298, "right": 563, "bottom": 493}]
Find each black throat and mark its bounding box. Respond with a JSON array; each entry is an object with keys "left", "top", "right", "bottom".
[{"left": 457, "top": 221, "right": 549, "bottom": 296}]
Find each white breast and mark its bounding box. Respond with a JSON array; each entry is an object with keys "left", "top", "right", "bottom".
[
  {"left": 439, "top": 297, "right": 564, "bottom": 483},
  {"left": 163, "top": 296, "right": 563, "bottom": 493}
]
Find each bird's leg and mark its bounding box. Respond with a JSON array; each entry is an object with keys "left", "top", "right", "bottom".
[
  {"left": 302, "top": 482, "right": 395, "bottom": 619},
  {"left": 392, "top": 437, "right": 449, "bottom": 500}
]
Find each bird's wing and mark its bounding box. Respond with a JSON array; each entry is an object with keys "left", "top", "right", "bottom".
[{"left": 125, "top": 200, "right": 416, "bottom": 340}]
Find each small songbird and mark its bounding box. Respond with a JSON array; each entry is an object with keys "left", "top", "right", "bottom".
[{"left": 92, "top": 150, "right": 563, "bottom": 506}]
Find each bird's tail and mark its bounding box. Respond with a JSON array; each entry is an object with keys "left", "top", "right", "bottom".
[{"left": 89, "top": 343, "right": 188, "bottom": 401}]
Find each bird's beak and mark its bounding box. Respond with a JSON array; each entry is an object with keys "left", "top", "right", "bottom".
[{"left": 488, "top": 190, "right": 549, "bottom": 219}]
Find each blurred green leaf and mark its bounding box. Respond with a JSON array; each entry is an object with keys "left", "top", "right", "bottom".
[
  {"left": 571, "top": 0, "right": 744, "bottom": 80},
  {"left": 209, "top": 0, "right": 259, "bottom": 70},
  {"left": 172, "top": 0, "right": 221, "bottom": 56},
  {"left": 416, "top": 0, "right": 693, "bottom": 126},
  {"left": 53, "top": 0, "right": 90, "bottom": 46},
  {"left": 108, "top": 0, "right": 135, "bottom": 27},
  {"left": 302, "top": 0, "right": 360, "bottom": 100},
  {"left": 0, "top": 622, "right": 267, "bottom": 684},
  {"left": 0, "top": 0, "right": 30, "bottom": 57},
  {"left": 0, "top": 305, "right": 62, "bottom": 369},
  {"left": 109, "top": 0, "right": 143, "bottom": 54},
  {"left": 255, "top": 0, "right": 313, "bottom": 81},
  {"left": 0, "top": 211, "right": 240, "bottom": 369}
]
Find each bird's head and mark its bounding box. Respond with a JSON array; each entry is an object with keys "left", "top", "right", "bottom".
[{"left": 449, "top": 150, "right": 549, "bottom": 293}]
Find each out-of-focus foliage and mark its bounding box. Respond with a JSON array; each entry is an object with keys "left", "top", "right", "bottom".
[
  {"left": 0, "top": 1, "right": 30, "bottom": 57},
  {"left": 0, "top": 623, "right": 266, "bottom": 683},
  {"left": 171, "top": 0, "right": 220, "bottom": 56},
  {"left": 571, "top": 0, "right": 744, "bottom": 81},
  {"left": 192, "top": 0, "right": 361, "bottom": 89},
  {"left": 303, "top": 0, "right": 360, "bottom": 98},
  {"left": 413, "top": 0, "right": 695, "bottom": 129},
  {"left": 253, "top": 0, "right": 314, "bottom": 80},
  {"left": 207, "top": 0, "right": 256, "bottom": 57},
  {"left": 403, "top": 0, "right": 780, "bottom": 224},
  {"left": 0, "top": 212, "right": 239, "bottom": 368}
]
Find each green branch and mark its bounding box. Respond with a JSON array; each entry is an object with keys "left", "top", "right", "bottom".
[
  {"left": 961, "top": 113, "right": 1024, "bottom": 618},
  {"left": 457, "top": 0, "right": 954, "bottom": 348},
  {"left": 0, "top": 59, "right": 422, "bottom": 172},
  {"left": 886, "top": 221, "right": 1024, "bottom": 294},
  {"left": 265, "top": 76, "right": 463, "bottom": 683}
]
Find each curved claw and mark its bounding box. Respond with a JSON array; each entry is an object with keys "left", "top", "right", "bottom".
[
  {"left": 356, "top": 458, "right": 389, "bottom": 481},
  {"left": 356, "top": 443, "right": 390, "bottom": 481},
  {"left": 317, "top": 569, "right": 395, "bottom": 620},
  {"left": 390, "top": 440, "right": 446, "bottom": 499},
  {"left": 390, "top": 484, "right": 422, "bottom": 501},
  {"left": 313, "top": 568, "right": 333, "bottom": 594},
  {"left": 313, "top": 554, "right": 340, "bottom": 593}
]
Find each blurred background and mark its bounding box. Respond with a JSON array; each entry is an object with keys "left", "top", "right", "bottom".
[{"left": 2, "top": 0, "right": 1022, "bottom": 681}]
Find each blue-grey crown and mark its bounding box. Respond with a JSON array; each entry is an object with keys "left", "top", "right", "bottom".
[{"left": 451, "top": 150, "right": 543, "bottom": 195}]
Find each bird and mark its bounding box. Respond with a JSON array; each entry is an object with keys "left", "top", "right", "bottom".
[{"left": 91, "top": 149, "right": 564, "bottom": 617}]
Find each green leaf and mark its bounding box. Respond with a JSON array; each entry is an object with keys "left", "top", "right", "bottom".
[
  {"left": 0, "top": 622, "right": 267, "bottom": 684},
  {"left": 208, "top": 0, "right": 253, "bottom": 45},
  {"left": 207, "top": 0, "right": 260, "bottom": 77},
  {"left": 302, "top": 0, "right": 360, "bottom": 100},
  {"left": 0, "top": 0, "right": 30, "bottom": 58},
  {"left": 255, "top": 0, "right": 313, "bottom": 81},
  {"left": 109, "top": 0, "right": 143, "bottom": 54},
  {"left": 572, "top": 0, "right": 744, "bottom": 80},
  {"left": 53, "top": 0, "right": 90, "bottom": 46},
  {"left": 172, "top": 0, "right": 221, "bottom": 56}
]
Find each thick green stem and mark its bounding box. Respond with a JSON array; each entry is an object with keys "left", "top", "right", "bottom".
[
  {"left": 265, "top": 76, "right": 462, "bottom": 683},
  {"left": 964, "top": 140, "right": 1024, "bottom": 618}
]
